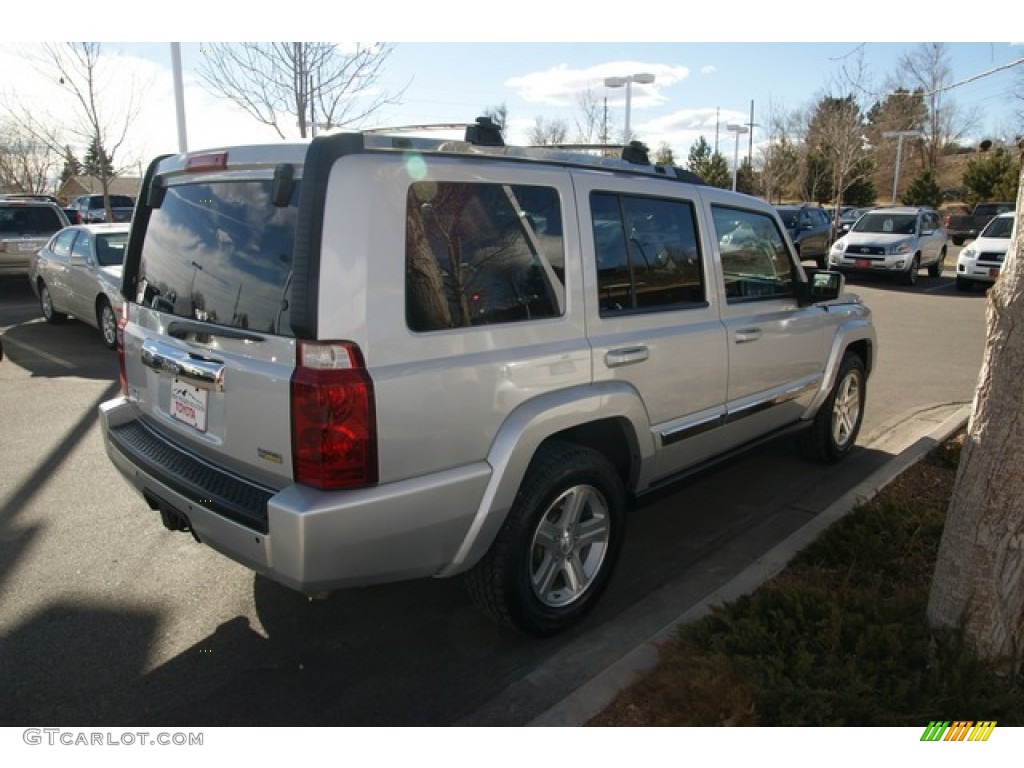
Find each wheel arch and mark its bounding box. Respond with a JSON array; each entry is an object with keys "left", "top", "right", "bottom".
[{"left": 437, "top": 381, "right": 652, "bottom": 577}]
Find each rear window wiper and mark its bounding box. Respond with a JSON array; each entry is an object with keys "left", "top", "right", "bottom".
[{"left": 167, "top": 319, "right": 265, "bottom": 343}]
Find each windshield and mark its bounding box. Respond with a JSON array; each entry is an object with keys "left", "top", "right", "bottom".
[
  {"left": 980, "top": 216, "right": 1014, "bottom": 239},
  {"left": 852, "top": 212, "right": 916, "bottom": 235},
  {"left": 95, "top": 231, "right": 129, "bottom": 266},
  {"left": 136, "top": 179, "right": 299, "bottom": 336}
]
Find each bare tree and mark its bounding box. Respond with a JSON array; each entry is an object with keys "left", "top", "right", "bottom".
[
  {"left": 527, "top": 116, "right": 569, "bottom": 146},
  {"left": 2, "top": 43, "right": 142, "bottom": 214},
  {"left": 891, "top": 43, "right": 979, "bottom": 168},
  {"left": 573, "top": 87, "right": 603, "bottom": 144},
  {"left": 758, "top": 100, "right": 802, "bottom": 203},
  {"left": 927, "top": 144, "right": 1024, "bottom": 675},
  {"left": 0, "top": 118, "right": 63, "bottom": 194},
  {"left": 196, "top": 43, "right": 404, "bottom": 139}
]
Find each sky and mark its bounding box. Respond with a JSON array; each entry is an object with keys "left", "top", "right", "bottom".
[{"left": 2, "top": 7, "right": 1023, "bottom": 180}]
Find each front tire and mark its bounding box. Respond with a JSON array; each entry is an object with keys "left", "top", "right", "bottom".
[
  {"left": 38, "top": 281, "right": 67, "bottom": 324},
  {"left": 464, "top": 441, "right": 626, "bottom": 636},
  {"left": 798, "top": 352, "right": 866, "bottom": 463},
  {"left": 902, "top": 255, "right": 921, "bottom": 286}
]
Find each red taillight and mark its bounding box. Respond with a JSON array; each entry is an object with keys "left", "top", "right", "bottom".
[
  {"left": 116, "top": 308, "right": 129, "bottom": 394},
  {"left": 291, "top": 341, "right": 378, "bottom": 490}
]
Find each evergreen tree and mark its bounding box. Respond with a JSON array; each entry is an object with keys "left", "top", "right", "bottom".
[
  {"left": 901, "top": 168, "right": 942, "bottom": 207},
  {"left": 83, "top": 136, "right": 113, "bottom": 179},
  {"left": 59, "top": 146, "right": 82, "bottom": 187},
  {"left": 687, "top": 136, "right": 730, "bottom": 189},
  {"left": 961, "top": 147, "right": 1020, "bottom": 205}
]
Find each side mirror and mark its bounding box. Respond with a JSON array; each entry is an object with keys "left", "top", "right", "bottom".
[{"left": 810, "top": 270, "right": 844, "bottom": 301}]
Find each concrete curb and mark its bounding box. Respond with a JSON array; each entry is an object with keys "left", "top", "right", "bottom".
[{"left": 528, "top": 404, "right": 972, "bottom": 727}]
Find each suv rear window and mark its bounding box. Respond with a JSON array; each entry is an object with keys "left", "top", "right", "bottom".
[
  {"left": 89, "top": 195, "right": 135, "bottom": 209},
  {"left": 405, "top": 182, "right": 565, "bottom": 332},
  {"left": 0, "top": 205, "right": 65, "bottom": 235},
  {"left": 136, "top": 180, "right": 299, "bottom": 335}
]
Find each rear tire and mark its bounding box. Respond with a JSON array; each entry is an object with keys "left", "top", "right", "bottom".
[
  {"left": 464, "top": 441, "right": 626, "bottom": 636},
  {"left": 927, "top": 248, "right": 946, "bottom": 278},
  {"left": 97, "top": 297, "right": 117, "bottom": 349},
  {"left": 798, "top": 352, "right": 866, "bottom": 463},
  {"left": 38, "top": 281, "right": 67, "bottom": 324}
]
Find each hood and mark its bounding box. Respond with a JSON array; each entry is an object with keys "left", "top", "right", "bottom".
[{"left": 841, "top": 231, "right": 913, "bottom": 248}]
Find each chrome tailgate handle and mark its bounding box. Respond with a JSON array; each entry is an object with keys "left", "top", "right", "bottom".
[
  {"left": 604, "top": 346, "right": 650, "bottom": 367},
  {"left": 141, "top": 339, "right": 226, "bottom": 392}
]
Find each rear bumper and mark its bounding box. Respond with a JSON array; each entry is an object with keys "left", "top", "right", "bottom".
[{"left": 100, "top": 397, "right": 491, "bottom": 593}]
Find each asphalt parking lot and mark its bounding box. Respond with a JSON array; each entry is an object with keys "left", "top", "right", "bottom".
[{"left": 0, "top": 261, "right": 990, "bottom": 725}]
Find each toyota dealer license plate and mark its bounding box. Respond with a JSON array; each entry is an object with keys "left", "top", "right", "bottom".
[
  {"left": 171, "top": 380, "right": 208, "bottom": 432},
  {"left": 855, "top": 259, "right": 871, "bottom": 269}
]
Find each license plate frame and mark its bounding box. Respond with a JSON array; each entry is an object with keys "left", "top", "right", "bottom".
[
  {"left": 989, "top": 268, "right": 1000, "bottom": 278},
  {"left": 170, "top": 379, "right": 209, "bottom": 432},
  {"left": 855, "top": 258, "right": 871, "bottom": 269}
]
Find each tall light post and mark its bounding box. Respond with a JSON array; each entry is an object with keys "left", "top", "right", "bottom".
[
  {"left": 604, "top": 73, "right": 655, "bottom": 143},
  {"left": 882, "top": 130, "right": 923, "bottom": 204},
  {"left": 726, "top": 123, "right": 749, "bottom": 192}
]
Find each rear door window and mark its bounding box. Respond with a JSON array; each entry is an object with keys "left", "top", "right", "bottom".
[
  {"left": 136, "top": 180, "right": 300, "bottom": 336},
  {"left": 405, "top": 181, "right": 565, "bottom": 332},
  {"left": 591, "top": 192, "right": 704, "bottom": 314}
]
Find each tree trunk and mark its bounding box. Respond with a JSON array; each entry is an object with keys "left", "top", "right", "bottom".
[{"left": 927, "top": 146, "right": 1024, "bottom": 673}]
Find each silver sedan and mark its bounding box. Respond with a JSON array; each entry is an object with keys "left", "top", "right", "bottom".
[{"left": 29, "top": 223, "right": 130, "bottom": 349}]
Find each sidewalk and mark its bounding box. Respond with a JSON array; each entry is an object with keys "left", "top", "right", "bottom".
[{"left": 526, "top": 404, "right": 971, "bottom": 726}]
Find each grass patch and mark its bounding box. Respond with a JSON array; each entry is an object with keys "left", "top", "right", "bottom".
[{"left": 589, "top": 435, "right": 1024, "bottom": 726}]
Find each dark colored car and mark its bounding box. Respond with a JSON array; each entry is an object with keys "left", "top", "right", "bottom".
[
  {"left": 68, "top": 194, "right": 136, "bottom": 224},
  {"left": 775, "top": 204, "right": 832, "bottom": 268}
]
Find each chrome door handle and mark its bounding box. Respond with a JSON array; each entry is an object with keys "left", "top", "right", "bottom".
[
  {"left": 141, "top": 339, "right": 226, "bottom": 392},
  {"left": 734, "top": 328, "right": 763, "bottom": 344},
  {"left": 605, "top": 346, "right": 649, "bottom": 367}
]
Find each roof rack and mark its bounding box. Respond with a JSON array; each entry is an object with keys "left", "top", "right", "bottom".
[{"left": 356, "top": 117, "right": 707, "bottom": 185}]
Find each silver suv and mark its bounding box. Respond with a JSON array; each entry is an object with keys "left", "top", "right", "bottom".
[
  {"left": 828, "top": 206, "right": 948, "bottom": 285},
  {"left": 100, "top": 120, "right": 877, "bottom": 635},
  {"left": 0, "top": 198, "right": 71, "bottom": 277}
]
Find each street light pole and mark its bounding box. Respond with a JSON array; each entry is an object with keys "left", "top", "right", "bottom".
[
  {"left": 726, "top": 123, "right": 749, "bottom": 192},
  {"left": 604, "top": 73, "right": 655, "bottom": 143},
  {"left": 882, "top": 130, "right": 923, "bottom": 204}
]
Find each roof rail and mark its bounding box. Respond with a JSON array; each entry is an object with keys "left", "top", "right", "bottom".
[{"left": 355, "top": 118, "right": 707, "bottom": 185}]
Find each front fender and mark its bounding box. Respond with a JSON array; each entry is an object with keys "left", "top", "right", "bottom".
[
  {"left": 438, "top": 380, "right": 653, "bottom": 576},
  {"left": 803, "top": 304, "right": 876, "bottom": 418}
]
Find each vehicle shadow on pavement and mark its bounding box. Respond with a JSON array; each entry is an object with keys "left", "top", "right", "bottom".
[
  {"left": 87, "top": 575, "right": 565, "bottom": 727},
  {"left": 1, "top": 320, "right": 118, "bottom": 381}
]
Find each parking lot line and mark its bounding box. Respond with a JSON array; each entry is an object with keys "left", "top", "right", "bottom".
[{"left": 0, "top": 335, "right": 75, "bottom": 369}]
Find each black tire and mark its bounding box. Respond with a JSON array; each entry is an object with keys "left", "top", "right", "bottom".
[
  {"left": 38, "top": 281, "right": 67, "bottom": 324},
  {"left": 927, "top": 247, "right": 946, "bottom": 278},
  {"left": 798, "top": 352, "right": 866, "bottom": 463},
  {"left": 902, "top": 255, "right": 920, "bottom": 286},
  {"left": 464, "top": 441, "right": 626, "bottom": 636},
  {"left": 955, "top": 277, "right": 972, "bottom": 293},
  {"left": 97, "top": 297, "right": 117, "bottom": 349},
  {"left": 952, "top": 236, "right": 964, "bottom": 246}
]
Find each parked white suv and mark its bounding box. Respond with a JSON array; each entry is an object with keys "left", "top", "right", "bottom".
[
  {"left": 99, "top": 120, "right": 877, "bottom": 635},
  {"left": 828, "top": 206, "right": 948, "bottom": 285},
  {"left": 955, "top": 211, "right": 1015, "bottom": 292}
]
